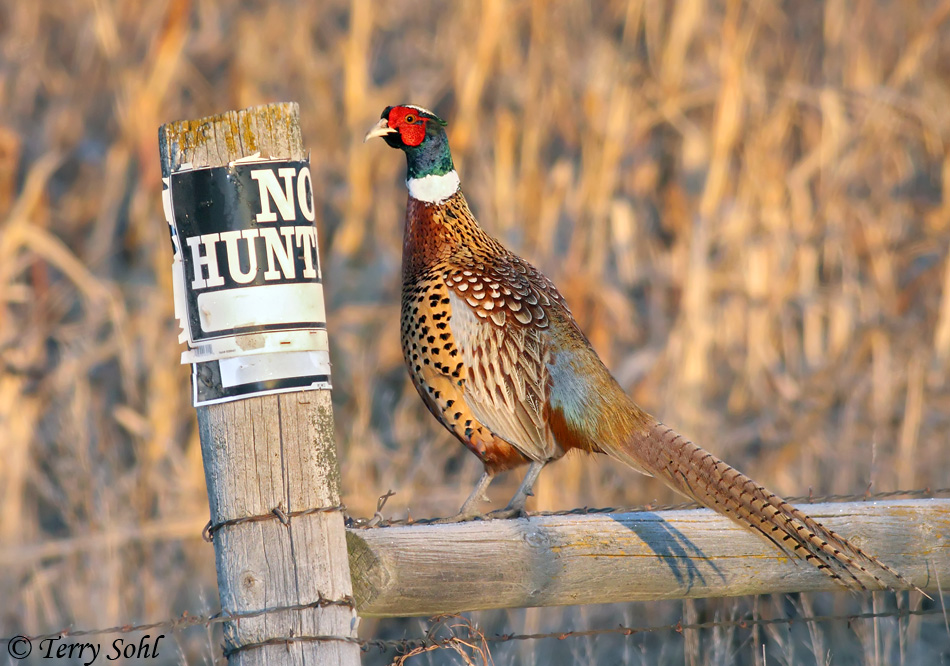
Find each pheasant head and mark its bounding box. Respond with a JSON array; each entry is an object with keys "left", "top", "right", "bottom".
[{"left": 365, "top": 104, "right": 460, "bottom": 203}]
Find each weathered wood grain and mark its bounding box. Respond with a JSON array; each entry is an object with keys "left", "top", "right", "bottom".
[
  {"left": 159, "top": 104, "right": 359, "bottom": 665},
  {"left": 349, "top": 498, "right": 949, "bottom": 617}
]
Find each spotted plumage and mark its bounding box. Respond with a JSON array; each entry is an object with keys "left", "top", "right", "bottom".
[
  {"left": 398, "top": 193, "right": 550, "bottom": 471},
  {"left": 366, "top": 103, "right": 919, "bottom": 593}
]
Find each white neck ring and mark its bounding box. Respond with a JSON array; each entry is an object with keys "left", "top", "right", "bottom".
[{"left": 407, "top": 170, "right": 460, "bottom": 204}]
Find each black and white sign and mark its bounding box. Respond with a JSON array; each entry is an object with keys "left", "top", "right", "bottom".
[
  {"left": 163, "top": 156, "right": 332, "bottom": 406},
  {"left": 170, "top": 159, "right": 324, "bottom": 342}
]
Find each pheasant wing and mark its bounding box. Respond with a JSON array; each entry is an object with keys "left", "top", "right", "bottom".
[{"left": 445, "top": 256, "right": 562, "bottom": 463}]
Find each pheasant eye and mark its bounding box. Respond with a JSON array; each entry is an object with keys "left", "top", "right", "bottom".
[{"left": 405, "top": 114, "right": 416, "bottom": 123}]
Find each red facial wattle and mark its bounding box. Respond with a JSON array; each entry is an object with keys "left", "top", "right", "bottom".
[{"left": 388, "top": 106, "right": 427, "bottom": 147}]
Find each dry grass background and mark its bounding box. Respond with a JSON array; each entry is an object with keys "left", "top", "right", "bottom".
[{"left": 2, "top": 0, "right": 950, "bottom": 664}]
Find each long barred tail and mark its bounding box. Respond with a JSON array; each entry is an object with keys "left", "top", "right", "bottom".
[{"left": 604, "top": 415, "right": 918, "bottom": 592}]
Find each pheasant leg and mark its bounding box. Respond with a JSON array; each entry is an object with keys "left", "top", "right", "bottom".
[
  {"left": 432, "top": 470, "right": 496, "bottom": 523},
  {"left": 486, "top": 461, "right": 545, "bottom": 519}
]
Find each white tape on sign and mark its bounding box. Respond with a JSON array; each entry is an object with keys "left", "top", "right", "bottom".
[
  {"left": 196, "top": 282, "right": 326, "bottom": 333},
  {"left": 218, "top": 350, "right": 332, "bottom": 388},
  {"left": 180, "top": 329, "right": 329, "bottom": 365}
]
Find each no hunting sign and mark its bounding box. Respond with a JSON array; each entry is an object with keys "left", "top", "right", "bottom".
[{"left": 163, "top": 156, "right": 331, "bottom": 405}]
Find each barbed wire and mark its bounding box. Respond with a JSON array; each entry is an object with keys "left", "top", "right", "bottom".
[
  {"left": 203, "top": 502, "right": 346, "bottom": 542},
  {"left": 345, "top": 486, "right": 950, "bottom": 528},
  {"left": 176, "top": 486, "right": 950, "bottom": 537},
  {"left": 2, "top": 593, "right": 356, "bottom": 645},
  {"left": 3, "top": 601, "right": 946, "bottom": 655},
  {"left": 480, "top": 605, "right": 949, "bottom": 646}
]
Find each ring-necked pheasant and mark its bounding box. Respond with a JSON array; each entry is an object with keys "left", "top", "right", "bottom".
[{"left": 365, "top": 103, "right": 914, "bottom": 591}]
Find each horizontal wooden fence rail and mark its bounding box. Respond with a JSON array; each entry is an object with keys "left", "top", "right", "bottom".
[
  {"left": 349, "top": 498, "right": 950, "bottom": 617},
  {"left": 5, "top": 498, "right": 947, "bottom": 622}
]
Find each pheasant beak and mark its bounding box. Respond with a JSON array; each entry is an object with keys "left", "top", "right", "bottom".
[{"left": 364, "top": 118, "right": 396, "bottom": 143}]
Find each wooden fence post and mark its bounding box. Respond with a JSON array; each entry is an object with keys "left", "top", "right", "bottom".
[{"left": 158, "top": 103, "right": 361, "bottom": 665}]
